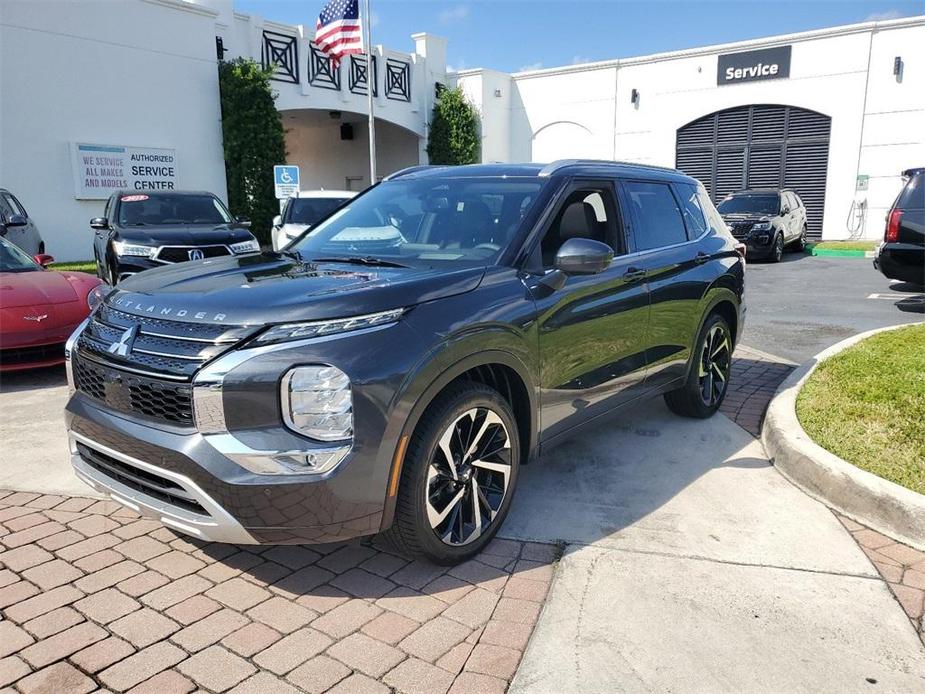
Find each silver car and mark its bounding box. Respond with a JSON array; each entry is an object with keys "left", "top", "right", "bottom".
[{"left": 0, "top": 188, "right": 44, "bottom": 255}]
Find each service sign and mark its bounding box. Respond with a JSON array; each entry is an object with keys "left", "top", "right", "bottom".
[
  {"left": 71, "top": 143, "right": 177, "bottom": 200},
  {"left": 717, "top": 45, "right": 791, "bottom": 86}
]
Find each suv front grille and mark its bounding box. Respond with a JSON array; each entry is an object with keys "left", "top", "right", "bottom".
[
  {"left": 77, "top": 304, "right": 253, "bottom": 379},
  {"left": 74, "top": 357, "right": 193, "bottom": 425},
  {"left": 74, "top": 304, "right": 255, "bottom": 426},
  {"left": 730, "top": 222, "right": 753, "bottom": 239},
  {"left": 155, "top": 245, "right": 231, "bottom": 264},
  {"left": 76, "top": 442, "right": 207, "bottom": 516}
]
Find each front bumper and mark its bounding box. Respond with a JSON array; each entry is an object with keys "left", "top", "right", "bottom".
[{"left": 65, "top": 319, "right": 421, "bottom": 545}]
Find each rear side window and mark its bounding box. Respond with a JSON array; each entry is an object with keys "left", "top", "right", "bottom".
[
  {"left": 676, "top": 183, "right": 708, "bottom": 237},
  {"left": 2, "top": 193, "right": 27, "bottom": 218},
  {"left": 897, "top": 173, "right": 925, "bottom": 210},
  {"left": 624, "top": 181, "right": 688, "bottom": 250}
]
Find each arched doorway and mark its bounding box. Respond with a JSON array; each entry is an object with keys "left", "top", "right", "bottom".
[
  {"left": 676, "top": 105, "right": 831, "bottom": 238},
  {"left": 532, "top": 121, "right": 597, "bottom": 162}
]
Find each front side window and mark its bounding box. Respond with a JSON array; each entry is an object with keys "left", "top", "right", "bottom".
[
  {"left": 624, "top": 181, "right": 688, "bottom": 250},
  {"left": 2, "top": 193, "right": 26, "bottom": 218},
  {"left": 118, "top": 194, "right": 233, "bottom": 226},
  {"left": 292, "top": 178, "right": 545, "bottom": 265},
  {"left": 285, "top": 198, "right": 351, "bottom": 226},
  {"left": 717, "top": 194, "right": 780, "bottom": 216},
  {"left": 0, "top": 238, "right": 40, "bottom": 273},
  {"left": 540, "top": 188, "right": 621, "bottom": 267}
]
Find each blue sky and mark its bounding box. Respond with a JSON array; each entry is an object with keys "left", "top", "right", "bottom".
[{"left": 235, "top": 0, "right": 925, "bottom": 73}]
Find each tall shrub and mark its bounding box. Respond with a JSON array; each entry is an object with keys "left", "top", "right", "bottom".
[
  {"left": 218, "top": 58, "right": 286, "bottom": 245},
  {"left": 426, "top": 86, "right": 480, "bottom": 165}
]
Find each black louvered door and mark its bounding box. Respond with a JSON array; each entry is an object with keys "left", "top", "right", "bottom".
[{"left": 676, "top": 105, "right": 831, "bottom": 237}]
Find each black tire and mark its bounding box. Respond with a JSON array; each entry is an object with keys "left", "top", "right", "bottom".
[
  {"left": 664, "top": 312, "right": 733, "bottom": 419},
  {"left": 384, "top": 381, "right": 520, "bottom": 564},
  {"left": 770, "top": 233, "right": 784, "bottom": 262}
]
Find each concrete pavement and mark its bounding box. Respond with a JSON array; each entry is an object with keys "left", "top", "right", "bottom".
[
  {"left": 0, "top": 367, "right": 96, "bottom": 498},
  {"left": 503, "top": 398, "right": 925, "bottom": 692}
]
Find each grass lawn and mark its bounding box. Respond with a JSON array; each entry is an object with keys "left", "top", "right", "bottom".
[
  {"left": 796, "top": 324, "right": 925, "bottom": 494},
  {"left": 809, "top": 240, "right": 878, "bottom": 252},
  {"left": 49, "top": 260, "right": 96, "bottom": 273}
]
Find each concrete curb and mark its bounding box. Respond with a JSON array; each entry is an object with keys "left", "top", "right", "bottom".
[
  {"left": 762, "top": 323, "right": 925, "bottom": 551},
  {"left": 806, "top": 247, "right": 876, "bottom": 258}
]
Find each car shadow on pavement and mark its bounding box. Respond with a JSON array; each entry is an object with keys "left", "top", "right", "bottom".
[
  {"left": 886, "top": 281, "right": 925, "bottom": 314},
  {"left": 0, "top": 365, "right": 68, "bottom": 392}
]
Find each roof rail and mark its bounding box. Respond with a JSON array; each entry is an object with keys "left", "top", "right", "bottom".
[
  {"left": 538, "top": 159, "right": 678, "bottom": 177},
  {"left": 383, "top": 165, "right": 446, "bottom": 181}
]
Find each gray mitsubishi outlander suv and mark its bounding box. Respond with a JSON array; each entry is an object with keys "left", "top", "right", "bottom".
[{"left": 65, "top": 161, "right": 745, "bottom": 564}]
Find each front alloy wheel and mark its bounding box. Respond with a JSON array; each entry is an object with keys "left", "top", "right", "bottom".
[
  {"left": 426, "top": 408, "right": 512, "bottom": 546},
  {"left": 698, "top": 323, "right": 731, "bottom": 407},
  {"left": 771, "top": 234, "right": 784, "bottom": 262},
  {"left": 385, "top": 382, "right": 520, "bottom": 564}
]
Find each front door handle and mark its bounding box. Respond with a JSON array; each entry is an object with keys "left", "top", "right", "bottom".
[
  {"left": 623, "top": 267, "right": 646, "bottom": 282},
  {"left": 694, "top": 251, "right": 710, "bottom": 265}
]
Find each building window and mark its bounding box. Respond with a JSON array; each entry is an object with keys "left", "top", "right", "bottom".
[
  {"left": 261, "top": 31, "right": 299, "bottom": 83},
  {"left": 309, "top": 44, "right": 341, "bottom": 90},
  {"left": 385, "top": 59, "right": 411, "bottom": 102},
  {"left": 348, "top": 54, "right": 378, "bottom": 96}
]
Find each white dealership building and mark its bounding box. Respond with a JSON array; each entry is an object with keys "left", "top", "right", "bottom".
[{"left": 0, "top": 0, "right": 923, "bottom": 259}]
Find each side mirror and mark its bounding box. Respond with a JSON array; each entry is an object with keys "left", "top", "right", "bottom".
[
  {"left": 90, "top": 217, "right": 109, "bottom": 230},
  {"left": 272, "top": 215, "right": 282, "bottom": 229},
  {"left": 236, "top": 216, "right": 252, "bottom": 228},
  {"left": 781, "top": 206, "right": 790, "bottom": 215},
  {"left": 34, "top": 253, "right": 55, "bottom": 267},
  {"left": 554, "top": 238, "right": 614, "bottom": 275},
  {"left": 6, "top": 214, "right": 27, "bottom": 227}
]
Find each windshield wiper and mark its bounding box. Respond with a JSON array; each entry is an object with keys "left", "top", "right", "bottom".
[{"left": 310, "top": 256, "right": 409, "bottom": 268}]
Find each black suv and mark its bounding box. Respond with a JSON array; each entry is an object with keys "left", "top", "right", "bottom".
[
  {"left": 718, "top": 189, "right": 808, "bottom": 261},
  {"left": 90, "top": 190, "right": 259, "bottom": 284},
  {"left": 874, "top": 167, "right": 924, "bottom": 286},
  {"left": 65, "top": 161, "right": 745, "bottom": 564}
]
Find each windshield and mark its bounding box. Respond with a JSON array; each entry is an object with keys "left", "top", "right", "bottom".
[
  {"left": 286, "top": 198, "right": 351, "bottom": 226},
  {"left": 291, "top": 178, "right": 545, "bottom": 264},
  {"left": 118, "top": 193, "right": 233, "bottom": 226},
  {"left": 717, "top": 194, "right": 780, "bottom": 215},
  {"left": 0, "top": 238, "right": 40, "bottom": 273}
]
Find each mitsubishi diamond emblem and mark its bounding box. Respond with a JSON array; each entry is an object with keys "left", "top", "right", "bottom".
[
  {"left": 188, "top": 248, "right": 205, "bottom": 261},
  {"left": 108, "top": 325, "right": 139, "bottom": 357}
]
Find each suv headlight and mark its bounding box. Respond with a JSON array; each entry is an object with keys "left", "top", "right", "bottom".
[
  {"left": 112, "top": 240, "right": 155, "bottom": 257},
  {"left": 230, "top": 239, "right": 260, "bottom": 255},
  {"left": 282, "top": 365, "right": 352, "bottom": 441},
  {"left": 255, "top": 308, "right": 404, "bottom": 345},
  {"left": 752, "top": 221, "right": 772, "bottom": 232}
]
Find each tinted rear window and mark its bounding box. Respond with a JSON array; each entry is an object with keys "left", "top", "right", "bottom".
[{"left": 897, "top": 173, "right": 925, "bottom": 209}]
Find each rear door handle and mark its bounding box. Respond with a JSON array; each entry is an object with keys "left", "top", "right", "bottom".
[
  {"left": 623, "top": 267, "right": 646, "bottom": 282},
  {"left": 694, "top": 251, "right": 710, "bottom": 265}
]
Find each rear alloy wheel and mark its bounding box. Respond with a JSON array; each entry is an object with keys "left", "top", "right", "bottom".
[
  {"left": 385, "top": 382, "right": 520, "bottom": 564},
  {"left": 664, "top": 313, "right": 733, "bottom": 418}
]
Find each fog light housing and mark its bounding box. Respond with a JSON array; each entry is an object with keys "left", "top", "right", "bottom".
[{"left": 281, "top": 365, "right": 352, "bottom": 441}]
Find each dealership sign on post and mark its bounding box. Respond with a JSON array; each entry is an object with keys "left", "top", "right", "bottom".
[
  {"left": 274, "top": 165, "right": 300, "bottom": 199},
  {"left": 70, "top": 143, "right": 177, "bottom": 200},
  {"left": 717, "top": 45, "right": 792, "bottom": 85}
]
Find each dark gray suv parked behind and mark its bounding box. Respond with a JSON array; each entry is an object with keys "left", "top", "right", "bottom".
[
  {"left": 65, "top": 161, "right": 745, "bottom": 564},
  {"left": 718, "top": 188, "right": 808, "bottom": 261}
]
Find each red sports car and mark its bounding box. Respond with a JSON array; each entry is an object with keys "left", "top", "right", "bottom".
[{"left": 0, "top": 237, "right": 103, "bottom": 372}]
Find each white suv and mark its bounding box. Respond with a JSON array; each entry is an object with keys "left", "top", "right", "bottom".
[{"left": 271, "top": 190, "right": 356, "bottom": 251}]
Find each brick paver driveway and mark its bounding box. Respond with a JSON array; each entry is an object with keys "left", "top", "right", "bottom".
[
  {"left": 3, "top": 341, "right": 924, "bottom": 693},
  {"left": 0, "top": 493, "right": 556, "bottom": 693}
]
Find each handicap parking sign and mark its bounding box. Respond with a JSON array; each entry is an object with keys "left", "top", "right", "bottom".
[{"left": 274, "top": 165, "right": 300, "bottom": 199}]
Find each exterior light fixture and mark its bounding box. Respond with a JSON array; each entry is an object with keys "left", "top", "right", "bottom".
[
  {"left": 893, "top": 56, "right": 903, "bottom": 81},
  {"left": 494, "top": 88, "right": 502, "bottom": 97},
  {"left": 631, "top": 88, "right": 640, "bottom": 106}
]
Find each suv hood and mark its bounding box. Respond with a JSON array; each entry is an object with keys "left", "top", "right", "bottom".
[
  {"left": 116, "top": 224, "right": 254, "bottom": 246},
  {"left": 108, "top": 253, "right": 485, "bottom": 325}
]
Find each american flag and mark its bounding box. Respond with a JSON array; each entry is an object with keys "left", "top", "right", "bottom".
[{"left": 315, "top": 0, "right": 363, "bottom": 67}]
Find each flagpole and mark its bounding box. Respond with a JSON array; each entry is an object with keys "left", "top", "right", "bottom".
[{"left": 364, "top": 0, "right": 377, "bottom": 185}]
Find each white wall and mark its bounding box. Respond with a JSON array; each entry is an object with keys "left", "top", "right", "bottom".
[
  {"left": 283, "top": 111, "right": 420, "bottom": 190},
  {"left": 0, "top": 0, "right": 228, "bottom": 261},
  {"left": 456, "top": 17, "right": 925, "bottom": 240}
]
